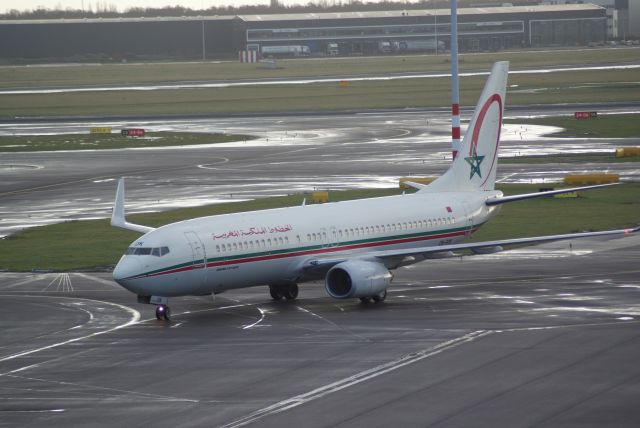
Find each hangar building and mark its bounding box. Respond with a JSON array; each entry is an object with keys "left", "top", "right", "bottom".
[
  {"left": 0, "top": 4, "right": 606, "bottom": 62},
  {"left": 240, "top": 4, "right": 607, "bottom": 56}
]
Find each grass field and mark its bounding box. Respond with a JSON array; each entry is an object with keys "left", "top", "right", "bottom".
[
  {"left": 505, "top": 113, "right": 640, "bottom": 139},
  {"left": 1, "top": 47, "right": 638, "bottom": 88},
  {"left": 501, "top": 153, "right": 639, "bottom": 164},
  {"left": 1, "top": 184, "right": 638, "bottom": 272},
  {"left": 0, "top": 132, "right": 255, "bottom": 152},
  {"left": 1, "top": 69, "right": 638, "bottom": 118},
  {"left": 1, "top": 47, "right": 639, "bottom": 118}
]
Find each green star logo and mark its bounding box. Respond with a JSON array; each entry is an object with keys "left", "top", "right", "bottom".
[{"left": 464, "top": 145, "right": 485, "bottom": 179}]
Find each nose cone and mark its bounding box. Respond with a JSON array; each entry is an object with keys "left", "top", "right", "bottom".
[{"left": 113, "top": 256, "right": 142, "bottom": 290}]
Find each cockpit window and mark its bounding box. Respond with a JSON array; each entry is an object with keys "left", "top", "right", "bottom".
[{"left": 125, "top": 246, "right": 170, "bottom": 257}]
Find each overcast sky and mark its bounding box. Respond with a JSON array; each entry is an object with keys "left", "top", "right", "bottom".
[
  {"left": 3, "top": 1, "right": 272, "bottom": 13},
  {"left": 3, "top": 1, "right": 409, "bottom": 13}
]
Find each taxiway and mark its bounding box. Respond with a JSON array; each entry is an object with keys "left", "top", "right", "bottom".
[{"left": 1, "top": 235, "right": 639, "bottom": 427}]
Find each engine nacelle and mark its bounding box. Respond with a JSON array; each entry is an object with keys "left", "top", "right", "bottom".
[{"left": 325, "top": 260, "right": 392, "bottom": 299}]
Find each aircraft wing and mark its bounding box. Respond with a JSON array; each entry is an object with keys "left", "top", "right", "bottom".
[{"left": 303, "top": 225, "right": 639, "bottom": 272}]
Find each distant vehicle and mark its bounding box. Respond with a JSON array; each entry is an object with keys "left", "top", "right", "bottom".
[
  {"left": 397, "top": 39, "right": 445, "bottom": 52},
  {"left": 110, "top": 61, "right": 637, "bottom": 321},
  {"left": 326, "top": 43, "right": 339, "bottom": 56},
  {"left": 378, "top": 41, "right": 392, "bottom": 53},
  {"left": 261, "top": 45, "right": 310, "bottom": 57}
]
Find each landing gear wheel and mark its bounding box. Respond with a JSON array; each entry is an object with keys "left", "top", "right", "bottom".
[
  {"left": 284, "top": 283, "right": 299, "bottom": 300},
  {"left": 269, "top": 285, "right": 284, "bottom": 300},
  {"left": 156, "top": 305, "right": 171, "bottom": 321},
  {"left": 359, "top": 297, "right": 372, "bottom": 304},
  {"left": 372, "top": 290, "right": 387, "bottom": 303}
]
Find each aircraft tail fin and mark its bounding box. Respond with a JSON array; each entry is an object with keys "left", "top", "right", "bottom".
[{"left": 425, "top": 61, "right": 509, "bottom": 193}]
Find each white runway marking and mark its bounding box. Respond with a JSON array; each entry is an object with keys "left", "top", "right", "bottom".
[
  {"left": 42, "top": 273, "right": 73, "bottom": 292},
  {"left": 72, "top": 272, "right": 121, "bottom": 289},
  {"left": 220, "top": 330, "right": 491, "bottom": 428},
  {"left": 295, "top": 305, "right": 370, "bottom": 342},
  {"left": 0, "top": 295, "right": 140, "bottom": 368},
  {"left": 242, "top": 307, "right": 268, "bottom": 330},
  {"left": 0, "top": 275, "right": 48, "bottom": 290},
  {"left": 6, "top": 374, "right": 202, "bottom": 403}
]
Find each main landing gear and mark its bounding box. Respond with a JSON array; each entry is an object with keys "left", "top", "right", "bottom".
[
  {"left": 155, "top": 304, "right": 171, "bottom": 321},
  {"left": 359, "top": 290, "right": 387, "bottom": 304},
  {"left": 269, "top": 283, "right": 299, "bottom": 301}
]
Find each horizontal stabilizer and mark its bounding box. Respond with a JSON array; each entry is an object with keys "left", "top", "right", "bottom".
[
  {"left": 402, "top": 181, "right": 429, "bottom": 191},
  {"left": 485, "top": 183, "right": 619, "bottom": 206},
  {"left": 111, "top": 178, "right": 155, "bottom": 234}
]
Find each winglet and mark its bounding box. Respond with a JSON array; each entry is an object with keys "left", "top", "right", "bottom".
[{"left": 110, "top": 178, "right": 155, "bottom": 234}]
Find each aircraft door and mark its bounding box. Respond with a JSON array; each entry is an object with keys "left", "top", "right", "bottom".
[{"left": 184, "top": 231, "right": 206, "bottom": 269}]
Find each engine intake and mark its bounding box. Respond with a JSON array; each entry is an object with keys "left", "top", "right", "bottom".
[{"left": 325, "top": 260, "right": 391, "bottom": 299}]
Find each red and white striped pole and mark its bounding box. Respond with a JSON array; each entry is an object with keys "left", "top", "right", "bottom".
[{"left": 450, "top": 0, "right": 460, "bottom": 160}]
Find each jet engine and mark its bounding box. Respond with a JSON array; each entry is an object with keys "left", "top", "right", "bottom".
[{"left": 325, "top": 260, "right": 392, "bottom": 299}]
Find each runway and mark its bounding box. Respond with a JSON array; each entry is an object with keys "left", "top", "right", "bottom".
[
  {"left": 1, "top": 103, "right": 639, "bottom": 237},
  {"left": 1, "top": 235, "right": 639, "bottom": 426}
]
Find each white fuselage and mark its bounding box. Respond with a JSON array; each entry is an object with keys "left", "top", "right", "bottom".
[{"left": 113, "top": 190, "right": 501, "bottom": 298}]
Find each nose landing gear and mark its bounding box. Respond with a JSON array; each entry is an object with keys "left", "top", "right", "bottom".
[{"left": 155, "top": 304, "right": 171, "bottom": 321}]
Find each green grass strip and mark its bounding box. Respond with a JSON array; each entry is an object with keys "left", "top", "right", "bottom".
[{"left": 505, "top": 113, "right": 640, "bottom": 139}]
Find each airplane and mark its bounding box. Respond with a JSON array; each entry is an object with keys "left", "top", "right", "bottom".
[{"left": 111, "top": 61, "right": 638, "bottom": 321}]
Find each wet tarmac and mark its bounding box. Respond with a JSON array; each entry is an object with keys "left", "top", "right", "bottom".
[
  {"left": 1, "top": 235, "right": 639, "bottom": 427},
  {"left": 1, "top": 104, "right": 640, "bottom": 237}
]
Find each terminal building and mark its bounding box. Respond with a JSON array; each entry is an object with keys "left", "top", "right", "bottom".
[{"left": 0, "top": 3, "right": 608, "bottom": 62}]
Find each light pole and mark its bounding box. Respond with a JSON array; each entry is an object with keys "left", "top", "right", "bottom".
[
  {"left": 450, "top": 0, "right": 460, "bottom": 160},
  {"left": 201, "top": 17, "right": 206, "bottom": 61},
  {"left": 434, "top": 10, "right": 438, "bottom": 55}
]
